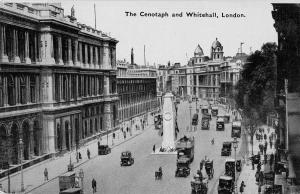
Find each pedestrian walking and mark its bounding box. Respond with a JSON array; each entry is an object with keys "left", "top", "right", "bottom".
[
  {"left": 270, "top": 153, "right": 274, "bottom": 170},
  {"left": 153, "top": 144, "right": 156, "bottom": 153},
  {"left": 78, "top": 152, "right": 82, "bottom": 160},
  {"left": 258, "top": 185, "right": 262, "bottom": 194},
  {"left": 252, "top": 158, "right": 255, "bottom": 170},
  {"left": 255, "top": 171, "right": 259, "bottom": 182},
  {"left": 257, "top": 162, "right": 261, "bottom": 172},
  {"left": 126, "top": 127, "right": 129, "bottom": 133},
  {"left": 264, "top": 133, "right": 267, "bottom": 140},
  {"left": 264, "top": 154, "right": 268, "bottom": 164},
  {"left": 87, "top": 148, "right": 91, "bottom": 159},
  {"left": 113, "top": 133, "right": 115, "bottom": 139},
  {"left": 92, "top": 178, "right": 97, "bottom": 193},
  {"left": 259, "top": 171, "right": 264, "bottom": 185},
  {"left": 239, "top": 181, "right": 246, "bottom": 193},
  {"left": 123, "top": 131, "right": 126, "bottom": 139},
  {"left": 44, "top": 168, "right": 48, "bottom": 181}
]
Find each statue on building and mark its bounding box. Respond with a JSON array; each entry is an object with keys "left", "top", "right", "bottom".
[{"left": 71, "top": 6, "right": 75, "bottom": 18}]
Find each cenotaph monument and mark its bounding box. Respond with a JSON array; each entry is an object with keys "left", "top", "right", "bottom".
[{"left": 161, "top": 92, "right": 176, "bottom": 150}]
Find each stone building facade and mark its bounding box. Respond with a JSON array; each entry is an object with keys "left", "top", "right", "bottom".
[
  {"left": 117, "top": 61, "right": 158, "bottom": 131},
  {"left": 272, "top": 3, "right": 300, "bottom": 188},
  {"left": 0, "top": 3, "right": 118, "bottom": 167}
]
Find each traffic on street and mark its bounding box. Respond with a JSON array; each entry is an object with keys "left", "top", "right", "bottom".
[{"left": 31, "top": 98, "right": 246, "bottom": 194}]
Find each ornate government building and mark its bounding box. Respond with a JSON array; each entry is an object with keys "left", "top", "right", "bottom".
[{"left": 0, "top": 3, "right": 118, "bottom": 167}]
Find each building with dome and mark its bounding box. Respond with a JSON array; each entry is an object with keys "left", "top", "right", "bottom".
[
  {"left": 168, "top": 38, "right": 245, "bottom": 102},
  {"left": 184, "top": 38, "right": 225, "bottom": 100}
]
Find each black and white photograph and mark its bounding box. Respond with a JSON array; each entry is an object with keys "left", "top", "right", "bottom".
[{"left": 0, "top": 0, "right": 299, "bottom": 193}]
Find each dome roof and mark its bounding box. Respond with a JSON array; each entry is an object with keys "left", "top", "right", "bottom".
[
  {"left": 212, "top": 38, "right": 222, "bottom": 49},
  {"left": 194, "top": 44, "right": 204, "bottom": 56}
]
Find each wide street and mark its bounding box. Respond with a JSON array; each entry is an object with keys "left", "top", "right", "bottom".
[{"left": 33, "top": 99, "right": 246, "bottom": 194}]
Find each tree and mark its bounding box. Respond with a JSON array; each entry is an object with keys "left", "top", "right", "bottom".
[
  {"left": 242, "top": 108, "right": 261, "bottom": 155},
  {"left": 235, "top": 42, "right": 277, "bottom": 123},
  {"left": 235, "top": 42, "right": 277, "bottom": 155}
]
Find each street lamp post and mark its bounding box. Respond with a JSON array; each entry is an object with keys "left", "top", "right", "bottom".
[
  {"left": 79, "top": 169, "right": 84, "bottom": 194},
  {"left": 189, "top": 100, "right": 192, "bottom": 132},
  {"left": 232, "top": 137, "right": 238, "bottom": 194},
  {"left": 19, "top": 138, "right": 24, "bottom": 192},
  {"left": 196, "top": 98, "right": 199, "bottom": 113}
]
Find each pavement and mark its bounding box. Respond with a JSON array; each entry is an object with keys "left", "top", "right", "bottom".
[
  {"left": 237, "top": 125, "right": 276, "bottom": 194},
  {"left": 0, "top": 113, "right": 153, "bottom": 194}
]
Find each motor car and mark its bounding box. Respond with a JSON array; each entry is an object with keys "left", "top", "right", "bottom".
[
  {"left": 120, "top": 151, "right": 134, "bottom": 166},
  {"left": 98, "top": 145, "right": 111, "bottom": 155},
  {"left": 221, "top": 142, "right": 232, "bottom": 156}
]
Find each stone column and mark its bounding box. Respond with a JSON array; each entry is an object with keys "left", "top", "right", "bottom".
[
  {"left": 26, "top": 75, "right": 30, "bottom": 103},
  {"left": 41, "top": 70, "right": 54, "bottom": 104},
  {"left": 0, "top": 24, "right": 9, "bottom": 62},
  {"left": 78, "top": 42, "right": 82, "bottom": 67},
  {"left": 13, "top": 29, "right": 21, "bottom": 63},
  {"left": 104, "top": 75, "right": 110, "bottom": 96},
  {"left": 111, "top": 46, "right": 116, "bottom": 68},
  {"left": 76, "top": 75, "right": 80, "bottom": 100},
  {"left": 67, "top": 38, "right": 73, "bottom": 66},
  {"left": 42, "top": 115, "right": 56, "bottom": 154},
  {"left": 104, "top": 103, "right": 112, "bottom": 133},
  {"left": 40, "top": 32, "right": 55, "bottom": 65},
  {"left": 29, "top": 121, "right": 34, "bottom": 158},
  {"left": 102, "top": 42, "right": 111, "bottom": 69},
  {"left": 57, "top": 36, "right": 63, "bottom": 65},
  {"left": 89, "top": 45, "right": 94, "bottom": 68},
  {"left": 84, "top": 44, "right": 88, "bottom": 68},
  {"left": 73, "top": 39, "right": 78, "bottom": 66},
  {"left": 94, "top": 46, "right": 99, "bottom": 69},
  {"left": 24, "top": 31, "right": 31, "bottom": 64}
]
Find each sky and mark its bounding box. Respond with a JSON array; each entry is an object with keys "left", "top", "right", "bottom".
[{"left": 57, "top": 0, "right": 278, "bottom": 66}]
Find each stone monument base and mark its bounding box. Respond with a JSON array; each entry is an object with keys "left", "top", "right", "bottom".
[{"left": 150, "top": 147, "right": 177, "bottom": 155}]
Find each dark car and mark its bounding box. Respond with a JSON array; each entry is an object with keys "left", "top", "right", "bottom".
[
  {"left": 98, "top": 145, "right": 111, "bottom": 155},
  {"left": 120, "top": 151, "right": 134, "bottom": 166},
  {"left": 221, "top": 142, "right": 232, "bottom": 156},
  {"left": 250, "top": 154, "right": 260, "bottom": 164},
  {"left": 175, "top": 158, "right": 191, "bottom": 177}
]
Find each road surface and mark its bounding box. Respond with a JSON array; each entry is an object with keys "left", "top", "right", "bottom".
[{"left": 33, "top": 99, "right": 246, "bottom": 194}]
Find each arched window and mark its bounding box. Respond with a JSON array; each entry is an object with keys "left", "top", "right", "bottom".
[
  {"left": 90, "top": 119, "right": 93, "bottom": 135},
  {"left": 7, "top": 75, "right": 15, "bottom": 106},
  {"left": 95, "top": 118, "right": 98, "bottom": 132},
  {"left": 0, "top": 76, "right": 3, "bottom": 107},
  {"left": 30, "top": 75, "right": 36, "bottom": 103},
  {"left": 20, "top": 76, "right": 26, "bottom": 104}
]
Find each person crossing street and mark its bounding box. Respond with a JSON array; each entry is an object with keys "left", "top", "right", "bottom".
[{"left": 92, "top": 178, "right": 97, "bottom": 193}]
